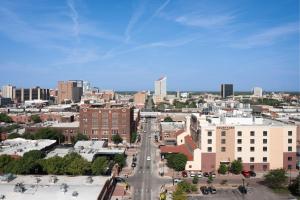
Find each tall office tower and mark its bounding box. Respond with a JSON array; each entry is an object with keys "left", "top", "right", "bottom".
[
  {"left": 154, "top": 76, "right": 167, "bottom": 103},
  {"left": 253, "top": 87, "right": 263, "bottom": 97},
  {"left": 57, "top": 81, "right": 83, "bottom": 103},
  {"left": 155, "top": 76, "right": 167, "bottom": 97},
  {"left": 221, "top": 84, "right": 234, "bottom": 98},
  {"left": 1, "top": 85, "right": 15, "bottom": 99}
]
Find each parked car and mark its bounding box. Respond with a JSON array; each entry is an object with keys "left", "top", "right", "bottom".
[
  {"left": 203, "top": 172, "right": 209, "bottom": 177},
  {"left": 147, "top": 156, "right": 151, "bottom": 161},
  {"left": 200, "top": 186, "right": 209, "bottom": 195},
  {"left": 197, "top": 172, "right": 203, "bottom": 178},
  {"left": 174, "top": 178, "right": 183, "bottom": 183},
  {"left": 131, "top": 163, "right": 136, "bottom": 168},
  {"left": 182, "top": 171, "right": 188, "bottom": 177},
  {"left": 242, "top": 170, "right": 250, "bottom": 178},
  {"left": 209, "top": 172, "right": 216, "bottom": 178},
  {"left": 238, "top": 185, "right": 247, "bottom": 194},
  {"left": 132, "top": 157, "right": 137, "bottom": 162},
  {"left": 208, "top": 186, "right": 217, "bottom": 194},
  {"left": 249, "top": 171, "right": 256, "bottom": 177},
  {"left": 190, "top": 172, "right": 196, "bottom": 177}
]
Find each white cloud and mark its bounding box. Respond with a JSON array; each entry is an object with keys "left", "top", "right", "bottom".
[
  {"left": 231, "top": 22, "right": 299, "bottom": 48},
  {"left": 175, "top": 14, "right": 234, "bottom": 28}
]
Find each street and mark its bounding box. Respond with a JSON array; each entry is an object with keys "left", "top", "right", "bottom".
[{"left": 128, "top": 117, "right": 170, "bottom": 200}]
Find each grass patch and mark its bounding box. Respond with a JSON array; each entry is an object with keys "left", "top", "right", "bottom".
[{"left": 271, "top": 187, "right": 290, "bottom": 194}]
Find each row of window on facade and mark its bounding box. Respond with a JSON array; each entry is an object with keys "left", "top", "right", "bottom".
[
  {"left": 207, "top": 130, "right": 293, "bottom": 137},
  {"left": 207, "top": 138, "right": 293, "bottom": 145},
  {"left": 207, "top": 146, "right": 293, "bottom": 152},
  {"left": 82, "top": 129, "right": 127, "bottom": 135}
]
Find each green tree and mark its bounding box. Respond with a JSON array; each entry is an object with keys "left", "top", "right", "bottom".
[
  {"left": 33, "top": 128, "right": 64, "bottom": 143},
  {"left": 163, "top": 116, "right": 174, "bottom": 122},
  {"left": 264, "top": 168, "right": 288, "bottom": 189},
  {"left": 218, "top": 164, "right": 228, "bottom": 174},
  {"left": 72, "top": 133, "right": 89, "bottom": 144},
  {"left": 230, "top": 160, "right": 243, "bottom": 174},
  {"left": 23, "top": 150, "right": 45, "bottom": 160},
  {"left": 91, "top": 157, "right": 109, "bottom": 175},
  {"left": 192, "top": 175, "right": 198, "bottom": 184},
  {"left": 130, "top": 132, "right": 138, "bottom": 143},
  {"left": 64, "top": 155, "right": 91, "bottom": 175},
  {"left": 30, "top": 115, "right": 42, "bottom": 123},
  {"left": 166, "top": 153, "right": 187, "bottom": 171},
  {"left": 0, "top": 113, "right": 12, "bottom": 123},
  {"left": 112, "top": 134, "right": 123, "bottom": 144},
  {"left": 177, "top": 181, "right": 197, "bottom": 193},
  {"left": 0, "top": 155, "right": 14, "bottom": 173},
  {"left": 289, "top": 175, "right": 300, "bottom": 196},
  {"left": 113, "top": 154, "right": 126, "bottom": 168},
  {"left": 207, "top": 175, "right": 214, "bottom": 184},
  {"left": 41, "top": 156, "right": 65, "bottom": 175},
  {"left": 172, "top": 187, "right": 187, "bottom": 200},
  {"left": 7, "top": 133, "right": 22, "bottom": 139}
]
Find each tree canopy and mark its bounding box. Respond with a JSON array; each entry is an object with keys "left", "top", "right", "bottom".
[
  {"left": 30, "top": 115, "right": 42, "bottom": 123},
  {"left": 166, "top": 153, "right": 187, "bottom": 171},
  {"left": 113, "top": 154, "right": 126, "bottom": 168},
  {"left": 112, "top": 134, "right": 123, "bottom": 144},
  {"left": 264, "top": 168, "right": 288, "bottom": 189},
  {"left": 163, "top": 116, "right": 174, "bottom": 122},
  {"left": 91, "top": 157, "right": 109, "bottom": 175},
  {"left": 72, "top": 133, "right": 89, "bottom": 144},
  {"left": 230, "top": 160, "right": 243, "bottom": 174},
  {"left": 0, "top": 113, "right": 12, "bottom": 123}
]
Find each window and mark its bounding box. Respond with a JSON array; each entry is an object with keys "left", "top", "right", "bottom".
[
  {"left": 250, "top": 165, "right": 255, "bottom": 170},
  {"left": 250, "top": 147, "right": 255, "bottom": 152},
  {"left": 92, "top": 129, "right": 98, "bottom": 135},
  {"left": 221, "top": 147, "right": 226, "bottom": 152},
  {"left": 288, "top": 165, "right": 292, "bottom": 170},
  {"left": 189, "top": 165, "right": 192, "bottom": 168},
  {"left": 263, "top": 157, "right": 267, "bottom": 162},
  {"left": 288, "top": 157, "right": 293, "bottom": 161},
  {"left": 207, "top": 147, "right": 212, "bottom": 152},
  {"left": 237, "top": 147, "right": 242, "bottom": 152},
  {"left": 250, "top": 139, "right": 255, "bottom": 144},
  {"left": 250, "top": 131, "right": 255, "bottom": 136},
  {"left": 208, "top": 131, "right": 212, "bottom": 136},
  {"left": 263, "top": 139, "right": 267, "bottom": 144},
  {"left": 288, "top": 131, "right": 292, "bottom": 136},
  {"left": 221, "top": 139, "right": 226, "bottom": 144},
  {"left": 237, "top": 131, "right": 242, "bottom": 136},
  {"left": 83, "top": 130, "right": 87, "bottom": 135},
  {"left": 263, "top": 165, "right": 268, "bottom": 171},
  {"left": 250, "top": 157, "right": 254, "bottom": 162},
  {"left": 207, "top": 139, "right": 212, "bottom": 144},
  {"left": 288, "top": 139, "right": 292, "bottom": 144},
  {"left": 237, "top": 157, "right": 242, "bottom": 162},
  {"left": 112, "top": 129, "right": 118, "bottom": 135},
  {"left": 237, "top": 139, "right": 242, "bottom": 144},
  {"left": 288, "top": 146, "right": 292, "bottom": 152},
  {"left": 263, "top": 131, "right": 268, "bottom": 136},
  {"left": 221, "top": 131, "right": 226, "bottom": 136},
  {"left": 263, "top": 147, "right": 267, "bottom": 152}
]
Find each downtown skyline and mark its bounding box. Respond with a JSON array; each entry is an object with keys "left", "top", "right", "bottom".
[{"left": 0, "top": 0, "right": 299, "bottom": 91}]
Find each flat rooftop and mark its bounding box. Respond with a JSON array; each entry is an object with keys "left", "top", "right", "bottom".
[
  {"left": 0, "top": 138, "right": 56, "bottom": 156},
  {"left": 0, "top": 175, "right": 108, "bottom": 200}
]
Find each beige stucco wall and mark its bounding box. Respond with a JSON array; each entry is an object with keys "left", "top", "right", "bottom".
[
  {"left": 185, "top": 148, "right": 202, "bottom": 171},
  {"left": 215, "top": 126, "right": 235, "bottom": 169},
  {"left": 200, "top": 126, "right": 216, "bottom": 153}
]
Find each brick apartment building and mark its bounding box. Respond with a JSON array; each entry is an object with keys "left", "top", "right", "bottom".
[{"left": 79, "top": 104, "right": 134, "bottom": 143}]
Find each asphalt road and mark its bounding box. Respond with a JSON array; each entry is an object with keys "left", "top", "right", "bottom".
[{"left": 128, "top": 117, "right": 171, "bottom": 200}]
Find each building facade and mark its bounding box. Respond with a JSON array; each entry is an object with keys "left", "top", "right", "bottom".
[
  {"left": 253, "top": 87, "right": 263, "bottom": 97},
  {"left": 1, "top": 85, "right": 15, "bottom": 99},
  {"left": 154, "top": 77, "right": 167, "bottom": 103},
  {"left": 189, "top": 114, "right": 297, "bottom": 172},
  {"left": 133, "top": 92, "right": 147, "bottom": 109},
  {"left": 14, "top": 87, "right": 50, "bottom": 103},
  {"left": 79, "top": 105, "right": 134, "bottom": 143},
  {"left": 57, "top": 81, "right": 83, "bottom": 103},
  {"left": 221, "top": 84, "right": 233, "bottom": 99}
]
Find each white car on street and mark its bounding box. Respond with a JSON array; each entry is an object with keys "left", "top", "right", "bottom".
[{"left": 147, "top": 156, "right": 151, "bottom": 161}]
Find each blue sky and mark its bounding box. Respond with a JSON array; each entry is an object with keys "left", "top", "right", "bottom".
[{"left": 0, "top": 0, "right": 299, "bottom": 91}]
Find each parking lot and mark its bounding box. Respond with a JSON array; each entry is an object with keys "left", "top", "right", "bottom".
[{"left": 188, "top": 186, "right": 296, "bottom": 200}]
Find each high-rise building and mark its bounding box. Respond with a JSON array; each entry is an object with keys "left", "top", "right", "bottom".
[
  {"left": 1, "top": 85, "right": 15, "bottom": 99},
  {"left": 220, "top": 84, "right": 233, "bottom": 98},
  {"left": 133, "top": 91, "right": 147, "bottom": 109},
  {"left": 154, "top": 76, "right": 167, "bottom": 103},
  {"left": 57, "top": 81, "right": 83, "bottom": 103},
  {"left": 14, "top": 87, "right": 50, "bottom": 103},
  {"left": 83, "top": 81, "right": 91, "bottom": 94},
  {"left": 253, "top": 87, "right": 263, "bottom": 97}
]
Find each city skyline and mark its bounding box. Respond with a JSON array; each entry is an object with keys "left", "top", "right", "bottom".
[{"left": 0, "top": 0, "right": 299, "bottom": 91}]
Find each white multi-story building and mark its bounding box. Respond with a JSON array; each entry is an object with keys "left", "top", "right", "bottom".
[
  {"left": 253, "top": 87, "right": 263, "bottom": 97},
  {"left": 1, "top": 84, "right": 15, "bottom": 99},
  {"left": 154, "top": 76, "right": 167, "bottom": 103}
]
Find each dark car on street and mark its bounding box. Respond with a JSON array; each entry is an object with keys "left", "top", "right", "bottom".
[
  {"left": 249, "top": 171, "right": 256, "bottom": 177},
  {"left": 203, "top": 172, "right": 209, "bottom": 177},
  {"left": 182, "top": 171, "right": 188, "bottom": 177},
  {"left": 200, "top": 186, "right": 209, "bottom": 195},
  {"left": 208, "top": 186, "right": 217, "bottom": 194},
  {"left": 238, "top": 185, "right": 247, "bottom": 194}
]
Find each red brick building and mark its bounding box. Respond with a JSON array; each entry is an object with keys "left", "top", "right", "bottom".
[{"left": 79, "top": 104, "right": 134, "bottom": 143}]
